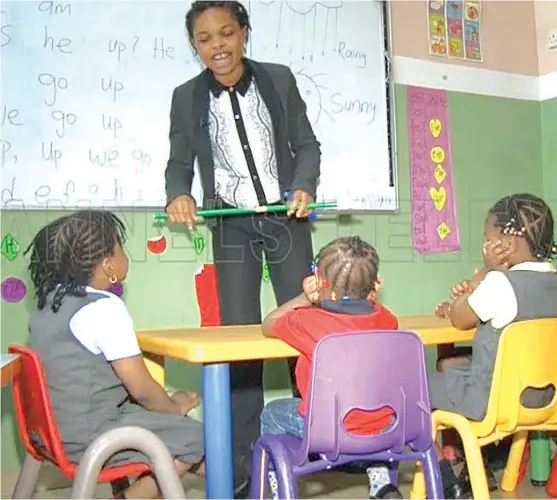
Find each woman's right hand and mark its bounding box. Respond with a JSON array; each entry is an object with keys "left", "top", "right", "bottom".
[{"left": 166, "top": 195, "right": 197, "bottom": 230}]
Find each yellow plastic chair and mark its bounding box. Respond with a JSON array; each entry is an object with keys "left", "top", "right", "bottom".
[{"left": 411, "top": 318, "right": 557, "bottom": 499}]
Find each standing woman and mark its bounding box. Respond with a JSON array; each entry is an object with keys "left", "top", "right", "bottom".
[{"left": 164, "top": 1, "right": 320, "bottom": 496}]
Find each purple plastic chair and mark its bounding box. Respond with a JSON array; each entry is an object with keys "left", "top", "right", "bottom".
[{"left": 250, "top": 330, "right": 443, "bottom": 499}]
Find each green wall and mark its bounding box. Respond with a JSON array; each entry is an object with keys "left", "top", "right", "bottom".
[
  {"left": 0, "top": 85, "right": 545, "bottom": 472},
  {"left": 541, "top": 97, "right": 557, "bottom": 216}
]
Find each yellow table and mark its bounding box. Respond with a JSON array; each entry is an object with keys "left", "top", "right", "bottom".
[
  {"left": 1, "top": 354, "right": 21, "bottom": 388},
  {"left": 136, "top": 315, "right": 474, "bottom": 499}
]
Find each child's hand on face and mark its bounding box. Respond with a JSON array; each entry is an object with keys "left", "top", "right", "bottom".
[
  {"left": 170, "top": 391, "right": 200, "bottom": 415},
  {"left": 369, "top": 275, "right": 383, "bottom": 304},
  {"left": 435, "top": 302, "right": 451, "bottom": 318},
  {"left": 482, "top": 240, "right": 512, "bottom": 271},
  {"left": 302, "top": 275, "right": 320, "bottom": 304}
]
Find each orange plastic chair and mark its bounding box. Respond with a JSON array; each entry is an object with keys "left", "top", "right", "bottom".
[
  {"left": 8, "top": 345, "right": 151, "bottom": 499},
  {"left": 411, "top": 318, "right": 557, "bottom": 499}
]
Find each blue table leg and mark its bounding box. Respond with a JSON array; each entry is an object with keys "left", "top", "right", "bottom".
[{"left": 202, "top": 363, "right": 234, "bottom": 499}]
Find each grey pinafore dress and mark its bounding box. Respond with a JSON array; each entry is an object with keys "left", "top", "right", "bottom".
[
  {"left": 29, "top": 291, "right": 203, "bottom": 465},
  {"left": 428, "top": 270, "right": 557, "bottom": 420}
]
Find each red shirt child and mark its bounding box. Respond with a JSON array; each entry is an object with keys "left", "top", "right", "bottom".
[
  {"left": 271, "top": 299, "right": 398, "bottom": 435},
  {"left": 262, "top": 236, "right": 404, "bottom": 499},
  {"left": 263, "top": 236, "right": 399, "bottom": 437}
]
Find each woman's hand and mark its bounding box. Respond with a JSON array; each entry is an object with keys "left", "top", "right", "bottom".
[
  {"left": 166, "top": 195, "right": 197, "bottom": 230},
  {"left": 302, "top": 275, "right": 320, "bottom": 304},
  {"left": 482, "top": 240, "right": 512, "bottom": 271},
  {"left": 287, "top": 190, "right": 312, "bottom": 218}
]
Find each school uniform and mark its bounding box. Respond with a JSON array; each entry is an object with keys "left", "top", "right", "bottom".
[
  {"left": 29, "top": 287, "right": 203, "bottom": 465},
  {"left": 429, "top": 262, "right": 557, "bottom": 420},
  {"left": 165, "top": 58, "right": 320, "bottom": 488}
]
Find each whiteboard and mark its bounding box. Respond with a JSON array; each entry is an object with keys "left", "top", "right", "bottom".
[{"left": 1, "top": 0, "right": 397, "bottom": 211}]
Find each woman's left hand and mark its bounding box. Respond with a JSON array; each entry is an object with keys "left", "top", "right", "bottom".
[{"left": 287, "top": 190, "right": 313, "bottom": 218}]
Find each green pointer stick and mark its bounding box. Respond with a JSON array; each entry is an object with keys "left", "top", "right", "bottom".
[{"left": 153, "top": 201, "right": 337, "bottom": 221}]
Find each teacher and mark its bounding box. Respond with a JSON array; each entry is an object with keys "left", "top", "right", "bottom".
[{"left": 164, "top": 1, "right": 320, "bottom": 496}]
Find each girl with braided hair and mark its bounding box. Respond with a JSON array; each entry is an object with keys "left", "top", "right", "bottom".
[
  {"left": 260, "top": 236, "right": 402, "bottom": 499},
  {"left": 431, "top": 193, "right": 557, "bottom": 498},
  {"left": 25, "top": 210, "right": 204, "bottom": 499}
]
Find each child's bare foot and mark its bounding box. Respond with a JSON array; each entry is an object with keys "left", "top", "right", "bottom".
[
  {"left": 171, "top": 391, "right": 200, "bottom": 415},
  {"left": 191, "top": 461, "right": 205, "bottom": 477}
]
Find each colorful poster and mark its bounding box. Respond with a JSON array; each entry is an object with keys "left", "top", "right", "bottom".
[
  {"left": 428, "top": 0, "right": 482, "bottom": 61},
  {"left": 464, "top": 1, "right": 482, "bottom": 61},
  {"left": 407, "top": 86, "right": 460, "bottom": 255},
  {"left": 428, "top": 1, "right": 447, "bottom": 56},
  {"left": 446, "top": 0, "right": 464, "bottom": 58}
]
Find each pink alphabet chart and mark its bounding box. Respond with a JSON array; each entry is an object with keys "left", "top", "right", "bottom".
[{"left": 407, "top": 86, "right": 460, "bottom": 255}]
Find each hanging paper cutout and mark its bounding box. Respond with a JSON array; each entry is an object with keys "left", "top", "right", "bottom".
[
  {"left": 147, "top": 235, "right": 167, "bottom": 255},
  {"left": 261, "top": 254, "right": 271, "bottom": 282},
  {"left": 193, "top": 232, "right": 205, "bottom": 256},
  {"left": 1, "top": 277, "right": 27, "bottom": 303},
  {"left": 194, "top": 264, "right": 222, "bottom": 327},
  {"left": 407, "top": 86, "right": 460, "bottom": 254},
  {"left": 1, "top": 233, "right": 20, "bottom": 261}
]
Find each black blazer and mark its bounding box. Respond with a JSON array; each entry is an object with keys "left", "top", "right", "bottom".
[{"left": 164, "top": 59, "right": 321, "bottom": 208}]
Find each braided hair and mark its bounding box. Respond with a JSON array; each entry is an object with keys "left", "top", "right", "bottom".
[
  {"left": 315, "top": 236, "right": 379, "bottom": 300},
  {"left": 185, "top": 1, "right": 252, "bottom": 45},
  {"left": 24, "top": 210, "right": 127, "bottom": 313},
  {"left": 489, "top": 194, "right": 557, "bottom": 262}
]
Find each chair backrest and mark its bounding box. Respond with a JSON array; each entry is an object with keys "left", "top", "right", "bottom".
[
  {"left": 8, "top": 345, "right": 73, "bottom": 470},
  {"left": 480, "top": 318, "right": 557, "bottom": 433},
  {"left": 300, "top": 330, "right": 433, "bottom": 461}
]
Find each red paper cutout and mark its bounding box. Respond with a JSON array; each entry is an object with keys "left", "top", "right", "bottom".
[
  {"left": 147, "top": 235, "right": 167, "bottom": 255},
  {"left": 195, "top": 264, "right": 222, "bottom": 327}
]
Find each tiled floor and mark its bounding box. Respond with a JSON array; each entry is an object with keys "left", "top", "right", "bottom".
[{"left": 1, "top": 462, "right": 553, "bottom": 499}]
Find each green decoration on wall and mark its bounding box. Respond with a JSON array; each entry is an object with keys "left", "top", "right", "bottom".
[
  {"left": 193, "top": 233, "right": 205, "bottom": 255},
  {"left": 1, "top": 234, "right": 20, "bottom": 261},
  {"left": 261, "top": 254, "right": 271, "bottom": 282}
]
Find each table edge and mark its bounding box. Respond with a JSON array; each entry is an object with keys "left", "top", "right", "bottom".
[{"left": 137, "top": 327, "right": 474, "bottom": 364}]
